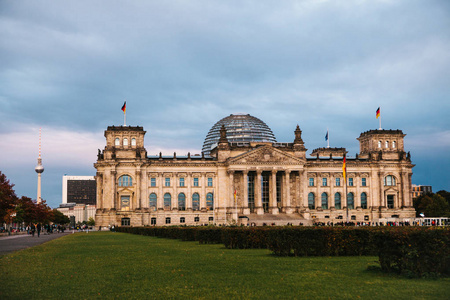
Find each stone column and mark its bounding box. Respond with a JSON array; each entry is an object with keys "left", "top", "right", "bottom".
[
  {"left": 111, "top": 170, "right": 117, "bottom": 210},
  {"left": 255, "top": 170, "right": 263, "bottom": 215},
  {"left": 172, "top": 173, "right": 178, "bottom": 210},
  {"left": 201, "top": 173, "right": 206, "bottom": 211},
  {"left": 401, "top": 171, "right": 409, "bottom": 208},
  {"left": 355, "top": 173, "right": 361, "bottom": 209},
  {"left": 187, "top": 172, "right": 192, "bottom": 210},
  {"left": 330, "top": 174, "right": 335, "bottom": 210},
  {"left": 96, "top": 172, "right": 103, "bottom": 209},
  {"left": 157, "top": 172, "right": 163, "bottom": 210},
  {"left": 242, "top": 170, "right": 250, "bottom": 214},
  {"left": 285, "top": 170, "right": 293, "bottom": 214},
  {"left": 135, "top": 169, "right": 141, "bottom": 210},
  {"left": 270, "top": 170, "right": 278, "bottom": 214}
]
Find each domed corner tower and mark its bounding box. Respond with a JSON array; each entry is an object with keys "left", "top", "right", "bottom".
[
  {"left": 357, "top": 129, "right": 407, "bottom": 160},
  {"left": 202, "top": 113, "right": 277, "bottom": 157}
]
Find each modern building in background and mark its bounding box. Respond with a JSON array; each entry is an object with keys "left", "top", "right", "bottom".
[
  {"left": 62, "top": 176, "right": 96, "bottom": 205},
  {"left": 412, "top": 184, "right": 432, "bottom": 199},
  {"left": 94, "top": 113, "right": 416, "bottom": 227},
  {"left": 57, "top": 176, "right": 97, "bottom": 224}
]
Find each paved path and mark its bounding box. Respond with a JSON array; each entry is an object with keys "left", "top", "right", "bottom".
[{"left": 0, "top": 232, "right": 73, "bottom": 256}]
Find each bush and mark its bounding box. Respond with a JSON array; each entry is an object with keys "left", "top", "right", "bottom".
[{"left": 374, "top": 227, "right": 450, "bottom": 277}]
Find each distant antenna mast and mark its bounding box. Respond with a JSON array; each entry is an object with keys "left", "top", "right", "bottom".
[{"left": 35, "top": 128, "right": 44, "bottom": 203}]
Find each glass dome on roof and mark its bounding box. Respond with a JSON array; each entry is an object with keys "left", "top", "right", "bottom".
[{"left": 202, "top": 113, "right": 277, "bottom": 157}]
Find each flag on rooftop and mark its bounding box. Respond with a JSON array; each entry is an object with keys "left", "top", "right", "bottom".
[
  {"left": 376, "top": 107, "right": 380, "bottom": 119},
  {"left": 121, "top": 101, "right": 126, "bottom": 113}
]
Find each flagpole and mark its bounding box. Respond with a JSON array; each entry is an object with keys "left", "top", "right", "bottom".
[
  {"left": 124, "top": 111, "right": 126, "bottom": 126},
  {"left": 345, "top": 177, "right": 348, "bottom": 224},
  {"left": 379, "top": 115, "right": 381, "bottom": 130},
  {"left": 327, "top": 128, "right": 329, "bottom": 148}
]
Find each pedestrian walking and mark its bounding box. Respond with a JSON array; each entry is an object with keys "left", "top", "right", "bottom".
[{"left": 37, "top": 223, "right": 41, "bottom": 237}]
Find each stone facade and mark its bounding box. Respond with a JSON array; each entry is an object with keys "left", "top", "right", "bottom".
[{"left": 94, "top": 124, "right": 415, "bottom": 228}]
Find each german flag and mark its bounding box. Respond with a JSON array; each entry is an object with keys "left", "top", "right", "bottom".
[
  {"left": 376, "top": 107, "right": 380, "bottom": 119},
  {"left": 342, "top": 155, "right": 346, "bottom": 179},
  {"left": 121, "top": 101, "right": 126, "bottom": 113}
]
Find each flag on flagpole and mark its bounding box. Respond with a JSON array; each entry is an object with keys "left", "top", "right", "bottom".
[
  {"left": 342, "top": 155, "right": 346, "bottom": 179},
  {"left": 121, "top": 101, "right": 127, "bottom": 113},
  {"left": 325, "top": 130, "right": 328, "bottom": 141},
  {"left": 376, "top": 107, "right": 380, "bottom": 119}
]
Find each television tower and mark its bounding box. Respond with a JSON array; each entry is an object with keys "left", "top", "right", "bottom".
[{"left": 35, "top": 128, "right": 44, "bottom": 203}]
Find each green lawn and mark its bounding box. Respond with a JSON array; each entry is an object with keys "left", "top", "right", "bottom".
[{"left": 1, "top": 232, "right": 448, "bottom": 299}]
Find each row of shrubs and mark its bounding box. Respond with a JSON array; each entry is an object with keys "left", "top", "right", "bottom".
[{"left": 116, "top": 226, "right": 450, "bottom": 277}]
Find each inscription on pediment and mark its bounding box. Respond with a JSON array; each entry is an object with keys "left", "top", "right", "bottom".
[{"left": 231, "top": 146, "right": 301, "bottom": 164}]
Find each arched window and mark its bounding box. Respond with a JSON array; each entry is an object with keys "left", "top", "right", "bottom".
[
  {"left": 118, "top": 175, "right": 132, "bottom": 187},
  {"left": 347, "top": 192, "right": 354, "bottom": 210},
  {"left": 178, "top": 193, "right": 186, "bottom": 211},
  {"left": 164, "top": 193, "right": 171, "bottom": 210},
  {"left": 206, "top": 193, "right": 214, "bottom": 210},
  {"left": 149, "top": 193, "right": 157, "bottom": 211},
  {"left": 385, "top": 141, "right": 389, "bottom": 148},
  {"left": 384, "top": 175, "right": 396, "bottom": 186},
  {"left": 192, "top": 193, "right": 200, "bottom": 211},
  {"left": 378, "top": 141, "right": 381, "bottom": 148},
  {"left": 321, "top": 192, "right": 328, "bottom": 209},
  {"left": 361, "top": 192, "right": 367, "bottom": 209},
  {"left": 115, "top": 138, "right": 120, "bottom": 146},
  {"left": 308, "top": 192, "right": 315, "bottom": 209},
  {"left": 392, "top": 141, "right": 396, "bottom": 148},
  {"left": 131, "top": 138, "right": 136, "bottom": 146},
  {"left": 334, "top": 192, "right": 341, "bottom": 210},
  {"left": 123, "top": 138, "right": 128, "bottom": 146}
]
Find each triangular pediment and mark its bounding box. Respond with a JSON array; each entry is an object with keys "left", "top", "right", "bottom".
[{"left": 229, "top": 145, "right": 304, "bottom": 165}]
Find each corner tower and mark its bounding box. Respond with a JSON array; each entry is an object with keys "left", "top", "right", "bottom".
[
  {"left": 102, "top": 126, "right": 147, "bottom": 160},
  {"left": 357, "top": 129, "right": 407, "bottom": 160}
]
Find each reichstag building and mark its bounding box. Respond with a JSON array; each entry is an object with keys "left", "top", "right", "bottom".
[{"left": 94, "top": 113, "right": 415, "bottom": 227}]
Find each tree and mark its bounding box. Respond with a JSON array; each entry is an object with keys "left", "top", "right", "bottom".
[
  {"left": 52, "top": 209, "right": 70, "bottom": 225},
  {"left": 0, "top": 171, "right": 18, "bottom": 223},
  {"left": 34, "top": 200, "right": 53, "bottom": 224},
  {"left": 414, "top": 191, "right": 450, "bottom": 217},
  {"left": 87, "top": 217, "right": 95, "bottom": 226},
  {"left": 14, "top": 196, "right": 37, "bottom": 224}
]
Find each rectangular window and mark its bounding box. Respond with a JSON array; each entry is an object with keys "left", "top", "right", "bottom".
[
  {"left": 150, "top": 178, "right": 156, "bottom": 187},
  {"left": 180, "top": 217, "right": 185, "bottom": 223},
  {"left": 348, "top": 178, "right": 353, "bottom": 186},
  {"left": 151, "top": 218, "right": 156, "bottom": 225},
  {"left": 193, "top": 177, "right": 199, "bottom": 187},
  {"left": 165, "top": 217, "right": 171, "bottom": 224},
  {"left": 207, "top": 177, "right": 213, "bottom": 187},
  {"left": 362, "top": 178, "right": 367, "bottom": 187},
  {"left": 165, "top": 178, "right": 170, "bottom": 187},
  {"left": 309, "top": 178, "right": 314, "bottom": 186},
  {"left": 179, "top": 177, "right": 185, "bottom": 187},
  {"left": 322, "top": 178, "right": 327, "bottom": 187},
  {"left": 209, "top": 217, "right": 214, "bottom": 222},
  {"left": 336, "top": 178, "right": 340, "bottom": 187}
]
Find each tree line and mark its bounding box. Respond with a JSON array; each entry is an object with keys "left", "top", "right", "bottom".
[{"left": 0, "top": 171, "right": 69, "bottom": 227}]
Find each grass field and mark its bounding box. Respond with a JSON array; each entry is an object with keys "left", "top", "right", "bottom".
[{"left": 1, "top": 232, "right": 448, "bottom": 299}]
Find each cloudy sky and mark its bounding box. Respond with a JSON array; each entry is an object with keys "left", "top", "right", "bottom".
[{"left": 1, "top": 0, "right": 449, "bottom": 208}]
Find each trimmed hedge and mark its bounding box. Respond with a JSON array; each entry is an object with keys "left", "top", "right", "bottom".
[
  {"left": 374, "top": 227, "right": 450, "bottom": 277},
  {"left": 116, "top": 226, "right": 450, "bottom": 277}
]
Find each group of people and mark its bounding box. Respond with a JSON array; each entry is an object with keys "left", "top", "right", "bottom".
[{"left": 26, "top": 223, "right": 67, "bottom": 237}]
